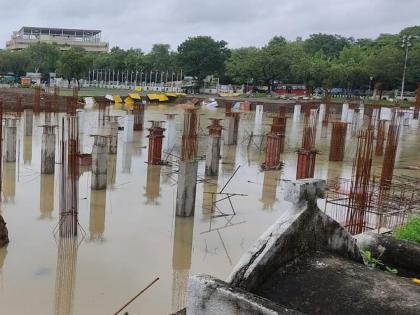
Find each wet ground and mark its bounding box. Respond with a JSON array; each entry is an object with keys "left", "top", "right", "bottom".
[{"left": 0, "top": 105, "right": 419, "bottom": 314}]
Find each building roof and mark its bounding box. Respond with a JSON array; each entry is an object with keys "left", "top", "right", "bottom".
[{"left": 17, "top": 26, "right": 102, "bottom": 35}]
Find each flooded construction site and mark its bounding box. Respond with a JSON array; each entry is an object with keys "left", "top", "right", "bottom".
[{"left": 0, "top": 88, "right": 419, "bottom": 314}]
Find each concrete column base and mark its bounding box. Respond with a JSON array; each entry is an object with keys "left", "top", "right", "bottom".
[{"left": 176, "top": 161, "right": 198, "bottom": 217}]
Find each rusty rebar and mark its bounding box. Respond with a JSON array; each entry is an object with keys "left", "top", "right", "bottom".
[
  {"left": 375, "top": 120, "right": 387, "bottom": 156},
  {"left": 346, "top": 128, "right": 374, "bottom": 235},
  {"left": 329, "top": 121, "right": 347, "bottom": 161},
  {"left": 181, "top": 108, "right": 198, "bottom": 161},
  {"left": 380, "top": 109, "right": 402, "bottom": 188}
]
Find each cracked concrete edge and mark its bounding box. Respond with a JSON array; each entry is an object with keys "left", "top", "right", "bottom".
[{"left": 187, "top": 274, "right": 304, "bottom": 315}]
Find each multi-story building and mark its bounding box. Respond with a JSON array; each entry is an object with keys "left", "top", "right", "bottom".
[{"left": 6, "top": 26, "right": 109, "bottom": 52}]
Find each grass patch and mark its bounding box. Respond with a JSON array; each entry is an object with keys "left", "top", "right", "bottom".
[{"left": 394, "top": 216, "right": 420, "bottom": 243}]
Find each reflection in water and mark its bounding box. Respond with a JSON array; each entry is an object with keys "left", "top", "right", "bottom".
[
  {"left": 171, "top": 216, "right": 194, "bottom": 313},
  {"left": 289, "top": 119, "right": 300, "bottom": 149},
  {"left": 144, "top": 165, "right": 162, "bottom": 204},
  {"left": 222, "top": 145, "right": 237, "bottom": 176},
  {"left": 23, "top": 136, "right": 32, "bottom": 165},
  {"left": 133, "top": 131, "right": 143, "bottom": 157},
  {"left": 53, "top": 237, "right": 78, "bottom": 315},
  {"left": 202, "top": 178, "right": 218, "bottom": 215},
  {"left": 260, "top": 170, "right": 280, "bottom": 210},
  {"left": 89, "top": 189, "right": 106, "bottom": 242},
  {"left": 0, "top": 245, "right": 7, "bottom": 271},
  {"left": 107, "top": 154, "right": 117, "bottom": 187},
  {"left": 3, "top": 162, "right": 16, "bottom": 202},
  {"left": 40, "top": 174, "right": 54, "bottom": 219},
  {"left": 121, "top": 142, "right": 133, "bottom": 173},
  {"left": 327, "top": 161, "right": 344, "bottom": 181}
]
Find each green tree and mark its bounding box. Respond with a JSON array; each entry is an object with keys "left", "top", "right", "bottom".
[
  {"left": 225, "top": 47, "right": 260, "bottom": 84},
  {"left": 0, "top": 50, "right": 29, "bottom": 75},
  {"left": 177, "top": 36, "right": 230, "bottom": 84},
  {"left": 57, "top": 48, "right": 88, "bottom": 83},
  {"left": 365, "top": 46, "right": 404, "bottom": 90},
  {"left": 304, "top": 33, "right": 351, "bottom": 58},
  {"left": 25, "top": 42, "right": 60, "bottom": 74},
  {"left": 145, "top": 44, "right": 176, "bottom": 71}
]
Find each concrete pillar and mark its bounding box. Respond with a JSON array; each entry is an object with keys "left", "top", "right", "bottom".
[
  {"left": 205, "top": 135, "right": 221, "bottom": 176},
  {"left": 319, "top": 103, "right": 326, "bottom": 122},
  {"left": 380, "top": 107, "right": 391, "bottom": 120},
  {"left": 40, "top": 126, "right": 56, "bottom": 174},
  {"left": 224, "top": 115, "right": 235, "bottom": 145},
  {"left": 346, "top": 109, "right": 354, "bottom": 123},
  {"left": 403, "top": 111, "right": 410, "bottom": 126},
  {"left": 341, "top": 103, "right": 349, "bottom": 122},
  {"left": 293, "top": 104, "right": 301, "bottom": 121},
  {"left": 255, "top": 105, "right": 263, "bottom": 125},
  {"left": 109, "top": 116, "right": 119, "bottom": 154},
  {"left": 359, "top": 103, "right": 365, "bottom": 119},
  {"left": 123, "top": 112, "right": 134, "bottom": 142},
  {"left": 5, "top": 119, "right": 17, "bottom": 162},
  {"left": 91, "top": 135, "right": 108, "bottom": 190},
  {"left": 76, "top": 109, "right": 85, "bottom": 135},
  {"left": 165, "top": 114, "right": 176, "bottom": 151},
  {"left": 176, "top": 160, "right": 198, "bottom": 217},
  {"left": 24, "top": 109, "right": 33, "bottom": 136}
]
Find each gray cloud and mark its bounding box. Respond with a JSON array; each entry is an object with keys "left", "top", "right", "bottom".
[{"left": 0, "top": 0, "right": 418, "bottom": 51}]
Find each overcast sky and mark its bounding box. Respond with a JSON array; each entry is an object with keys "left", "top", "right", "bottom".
[{"left": 0, "top": 0, "right": 418, "bottom": 52}]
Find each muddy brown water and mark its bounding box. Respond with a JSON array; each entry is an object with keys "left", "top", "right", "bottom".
[{"left": 0, "top": 105, "right": 419, "bottom": 314}]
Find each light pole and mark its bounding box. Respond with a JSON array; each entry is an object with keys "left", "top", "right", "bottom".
[{"left": 400, "top": 35, "right": 412, "bottom": 99}]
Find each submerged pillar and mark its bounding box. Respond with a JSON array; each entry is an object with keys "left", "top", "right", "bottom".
[
  {"left": 123, "top": 112, "right": 134, "bottom": 142},
  {"left": 329, "top": 122, "right": 347, "bottom": 161},
  {"left": 255, "top": 104, "right": 263, "bottom": 125},
  {"left": 177, "top": 109, "right": 199, "bottom": 217},
  {"left": 224, "top": 112, "right": 240, "bottom": 145},
  {"left": 109, "top": 116, "right": 119, "bottom": 154},
  {"left": 205, "top": 119, "right": 223, "bottom": 176},
  {"left": 296, "top": 149, "right": 317, "bottom": 180},
  {"left": 263, "top": 131, "right": 282, "bottom": 170},
  {"left": 341, "top": 103, "right": 349, "bottom": 122},
  {"left": 133, "top": 103, "right": 145, "bottom": 131},
  {"left": 165, "top": 113, "right": 177, "bottom": 151},
  {"left": 293, "top": 104, "right": 301, "bottom": 121},
  {"left": 91, "top": 135, "right": 108, "bottom": 190},
  {"left": 24, "top": 109, "right": 33, "bottom": 136},
  {"left": 176, "top": 160, "right": 199, "bottom": 217},
  {"left": 40, "top": 125, "right": 56, "bottom": 174},
  {"left": 346, "top": 108, "right": 354, "bottom": 123},
  {"left": 5, "top": 119, "right": 17, "bottom": 162},
  {"left": 147, "top": 121, "right": 165, "bottom": 164},
  {"left": 319, "top": 103, "right": 326, "bottom": 122},
  {"left": 76, "top": 109, "right": 85, "bottom": 135}
]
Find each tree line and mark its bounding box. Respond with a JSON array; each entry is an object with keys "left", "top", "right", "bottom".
[{"left": 0, "top": 25, "right": 419, "bottom": 92}]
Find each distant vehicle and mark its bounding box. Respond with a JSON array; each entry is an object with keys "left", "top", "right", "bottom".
[
  {"left": 0, "top": 74, "right": 16, "bottom": 84},
  {"left": 20, "top": 77, "right": 31, "bottom": 87},
  {"left": 272, "top": 84, "right": 307, "bottom": 96}
]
